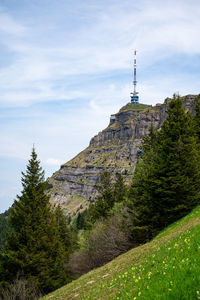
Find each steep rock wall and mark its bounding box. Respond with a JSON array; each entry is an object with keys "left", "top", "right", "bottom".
[{"left": 47, "top": 95, "right": 197, "bottom": 216}]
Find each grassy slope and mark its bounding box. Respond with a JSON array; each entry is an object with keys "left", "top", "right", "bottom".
[
  {"left": 119, "top": 103, "right": 150, "bottom": 112},
  {"left": 42, "top": 206, "right": 200, "bottom": 300}
]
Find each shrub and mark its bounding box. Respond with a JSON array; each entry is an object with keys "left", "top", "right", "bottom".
[
  {"left": 0, "top": 275, "right": 42, "bottom": 300},
  {"left": 68, "top": 210, "right": 132, "bottom": 275}
]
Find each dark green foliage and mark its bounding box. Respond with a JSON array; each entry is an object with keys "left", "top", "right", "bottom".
[
  {"left": 85, "top": 171, "right": 127, "bottom": 229},
  {"left": 76, "top": 211, "right": 86, "bottom": 230},
  {"left": 54, "top": 205, "right": 78, "bottom": 254},
  {"left": 45, "top": 182, "right": 53, "bottom": 190},
  {"left": 85, "top": 171, "right": 114, "bottom": 228},
  {"left": 95, "top": 171, "right": 114, "bottom": 216},
  {"left": 54, "top": 205, "right": 72, "bottom": 251},
  {"left": 194, "top": 95, "right": 200, "bottom": 140},
  {"left": 0, "top": 148, "right": 69, "bottom": 293},
  {"left": 76, "top": 212, "right": 82, "bottom": 230},
  {"left": 128, "top": 124, "right": 159, "bottom": 241},
  {"left": 114, "top": 173, "right": 127, "bottom": 203},
  {"left": 129, "top": 95, "right": 200, "bottom": 242},
  {"left": 0, "top": 209, "right": 12, "bottom": 251}
]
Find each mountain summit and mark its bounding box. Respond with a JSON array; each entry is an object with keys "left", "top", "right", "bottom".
[{"left": 47, "top": 95, "right": 197, "bottom": 216}]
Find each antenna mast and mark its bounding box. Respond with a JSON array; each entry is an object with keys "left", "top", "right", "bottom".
[{"left": 130, "top": 50, "right": 139, "bottom": 104}]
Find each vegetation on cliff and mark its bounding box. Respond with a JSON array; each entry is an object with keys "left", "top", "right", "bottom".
[
  {"left": 119, "top": 103, "right": 150, "bottom": 112},
  {"left": 47, "top": 95, "right": 198, "bottom": 218}
]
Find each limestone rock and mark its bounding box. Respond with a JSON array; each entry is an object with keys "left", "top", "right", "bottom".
[{"left": 47, "top": 95, "right": 198, "bottom": 216}]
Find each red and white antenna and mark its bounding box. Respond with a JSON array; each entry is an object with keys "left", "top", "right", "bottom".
[{"left": 131, "top": 50, "right": 139, "bottom": 104}]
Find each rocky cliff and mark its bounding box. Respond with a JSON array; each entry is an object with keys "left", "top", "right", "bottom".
[{"left": 47, "top": 95, "right": 198, "bottom": 216}]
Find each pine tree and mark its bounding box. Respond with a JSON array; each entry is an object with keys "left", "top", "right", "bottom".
[
  {"left": 54, "top": 205, "right": 73, "bottom": 252},
  {"left": 91, "top": 171, "right": 114, "bottom": 218},
  {"left": 113, "top": 173, "right": 127, "bottom": 203},
  {"left": 85, "top": 171, "right": 114, "bottom": 228},
  {"left": 0, "top": 148, "right": 69, "bottom": 293},
  {"left": 158, "top": 96, "right": 200, "bottom": 221},
  {"left": 97, "top": 171, "right": 114, "bottom": 210},
  {"left": 128, "top": 124, "right": 159, "bottom": 241},
  {"left": 76, "top": 212, "right": 84, "bottom": 230},
  {"left": 129, "top": 95, "right": 200, "bottom": 242}
]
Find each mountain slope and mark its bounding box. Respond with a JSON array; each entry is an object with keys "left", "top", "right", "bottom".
[
  {"left": 42, "top": 205, "right": 200, "bottom": 300},
  {"left": 47, "top": 95, "right": 197, "bottom": 216}
]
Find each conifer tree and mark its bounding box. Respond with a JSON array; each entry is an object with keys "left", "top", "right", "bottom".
[
  {"left": 158, "top": 96, "right": 200, "bottom": 220},
  {"left": 91, "top": 171, "right": 113, "bottom": 218},
  {"left": 129, "top": 95, "right": 200, "bottom": 242},
  {"left": 113, "top": 173, "right": 127, "bottom": 203},
  {"left": 85, "top": 171, "right": 114, "bottom": 228},
  {"left": 76, "top": 212, "right": 84, "bottom": 230},
  {"left": 0, "top": 148, "right": 69, "bottom": 293},
  {"left": 85, "top": 171, "right": 128, "bottom": 229},
  {"left": 128, "top": 124, "right": 159, "bottom": 241},
  {"left": 54, "top": 205, "right": 73, "bottom": 253}
]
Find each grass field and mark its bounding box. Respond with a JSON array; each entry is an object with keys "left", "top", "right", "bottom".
[
  {"left": 42, "top": 205, "right": 200, "bottom": 300},
  {"left": 119, "top": 103, "right": 150, "bottom": 112}
]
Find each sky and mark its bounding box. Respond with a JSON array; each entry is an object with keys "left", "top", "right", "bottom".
[{"left": 0, "top": 0, "right": 200, "bottom": 212}]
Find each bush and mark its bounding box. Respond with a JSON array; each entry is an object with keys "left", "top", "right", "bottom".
[
  {"left": 68, "top": 209, "right": 132, "bottom": 275},
  {"left": 0, "top": 275, "right": 42, "bottom": 300}
]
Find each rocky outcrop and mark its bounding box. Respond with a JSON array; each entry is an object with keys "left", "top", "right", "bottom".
[{"left": 47, "top": 95, "right": 198, "bottom": 216}]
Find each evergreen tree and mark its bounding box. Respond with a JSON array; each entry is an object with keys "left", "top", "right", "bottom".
[
  {"left": 97, "top": 171, "right": 114, "bottom": 212},
  {"left": 85, "top": 171, "right": 128, "bottom": 230},
  {"left": 85, "top": 171, "right": 114, "bottom": 228},
  {"left": 91, "top": 171, "right": 113, "bottom": 218},
  {"left": 128, "top": 124, "right": 159, "bottom": 241},
  {"left": 129, "top": 95, "right": 200, "bottom": 242},
  {"left": 113, "top": 173, "right": 127, "bottom": 203},
  {"left": 76, "top": 212, "right": 84, "bottom": 230},
  {"left": 0, "top": 148, "right": 69, "bottom": 293},
  {"left": 54, "top": 205, "right": 73, "bottom": 252}
]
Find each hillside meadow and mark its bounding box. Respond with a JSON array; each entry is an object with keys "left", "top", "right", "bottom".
[{"left": 42, "top": 205, "right": 200, "bottom": 300}]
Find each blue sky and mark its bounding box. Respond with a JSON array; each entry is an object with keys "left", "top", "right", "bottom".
[{"left": 0, "top": 0, "right": 200, "bottom": 212}]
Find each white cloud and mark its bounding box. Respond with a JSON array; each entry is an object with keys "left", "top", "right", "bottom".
[
  {"left": 45, "top": 158, "right": 64, "bottom": 166},
  {"left": 1, "top": 0, "right": 200, "bottom": 212},
  {"left": 0, "top": 0, "right": 199, "bottom": 107},
  {"left": 0, "top": 11, "right": 27, "bottom": 36}
]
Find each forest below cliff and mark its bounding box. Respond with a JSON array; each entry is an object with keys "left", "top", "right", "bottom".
[{"left": 0, "top": 94, "right": 200, "bottom": 299}]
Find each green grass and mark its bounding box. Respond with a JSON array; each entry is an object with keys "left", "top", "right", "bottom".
[
  {"left": 41, "top": 206, "right": 200, "bottom": 300},
  {"left": 119, "top": 103, "right": 150, "bottom": 112}
]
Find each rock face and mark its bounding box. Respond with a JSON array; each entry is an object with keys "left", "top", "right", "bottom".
[{"left": 47, "top": 95, "right": 198, "bottom": 216}]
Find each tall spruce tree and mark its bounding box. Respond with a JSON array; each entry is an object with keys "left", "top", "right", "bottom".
[
  {"left": 85, "top": 171, "right": 114, "bottom": 228},
  {"left": 113, "top": 173, "right": 127, "bottom": 203},
  {"left": 128, "top": 124, "right": 159, "bottom": 241},
  {"left": 54, "top": 205, "right": 74, "bottom": 253},
  {"left": 85, "top": 171, "right": 128, "bottom": 230},
  {"left": 0, "top": 148, "right": 69, "bottom": 293},
  {"left": 129, "top": 95, "right": 200, "bottom": 242},
  {"left": 76, "top": 212, "right": 85, "bottom": 230}
]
